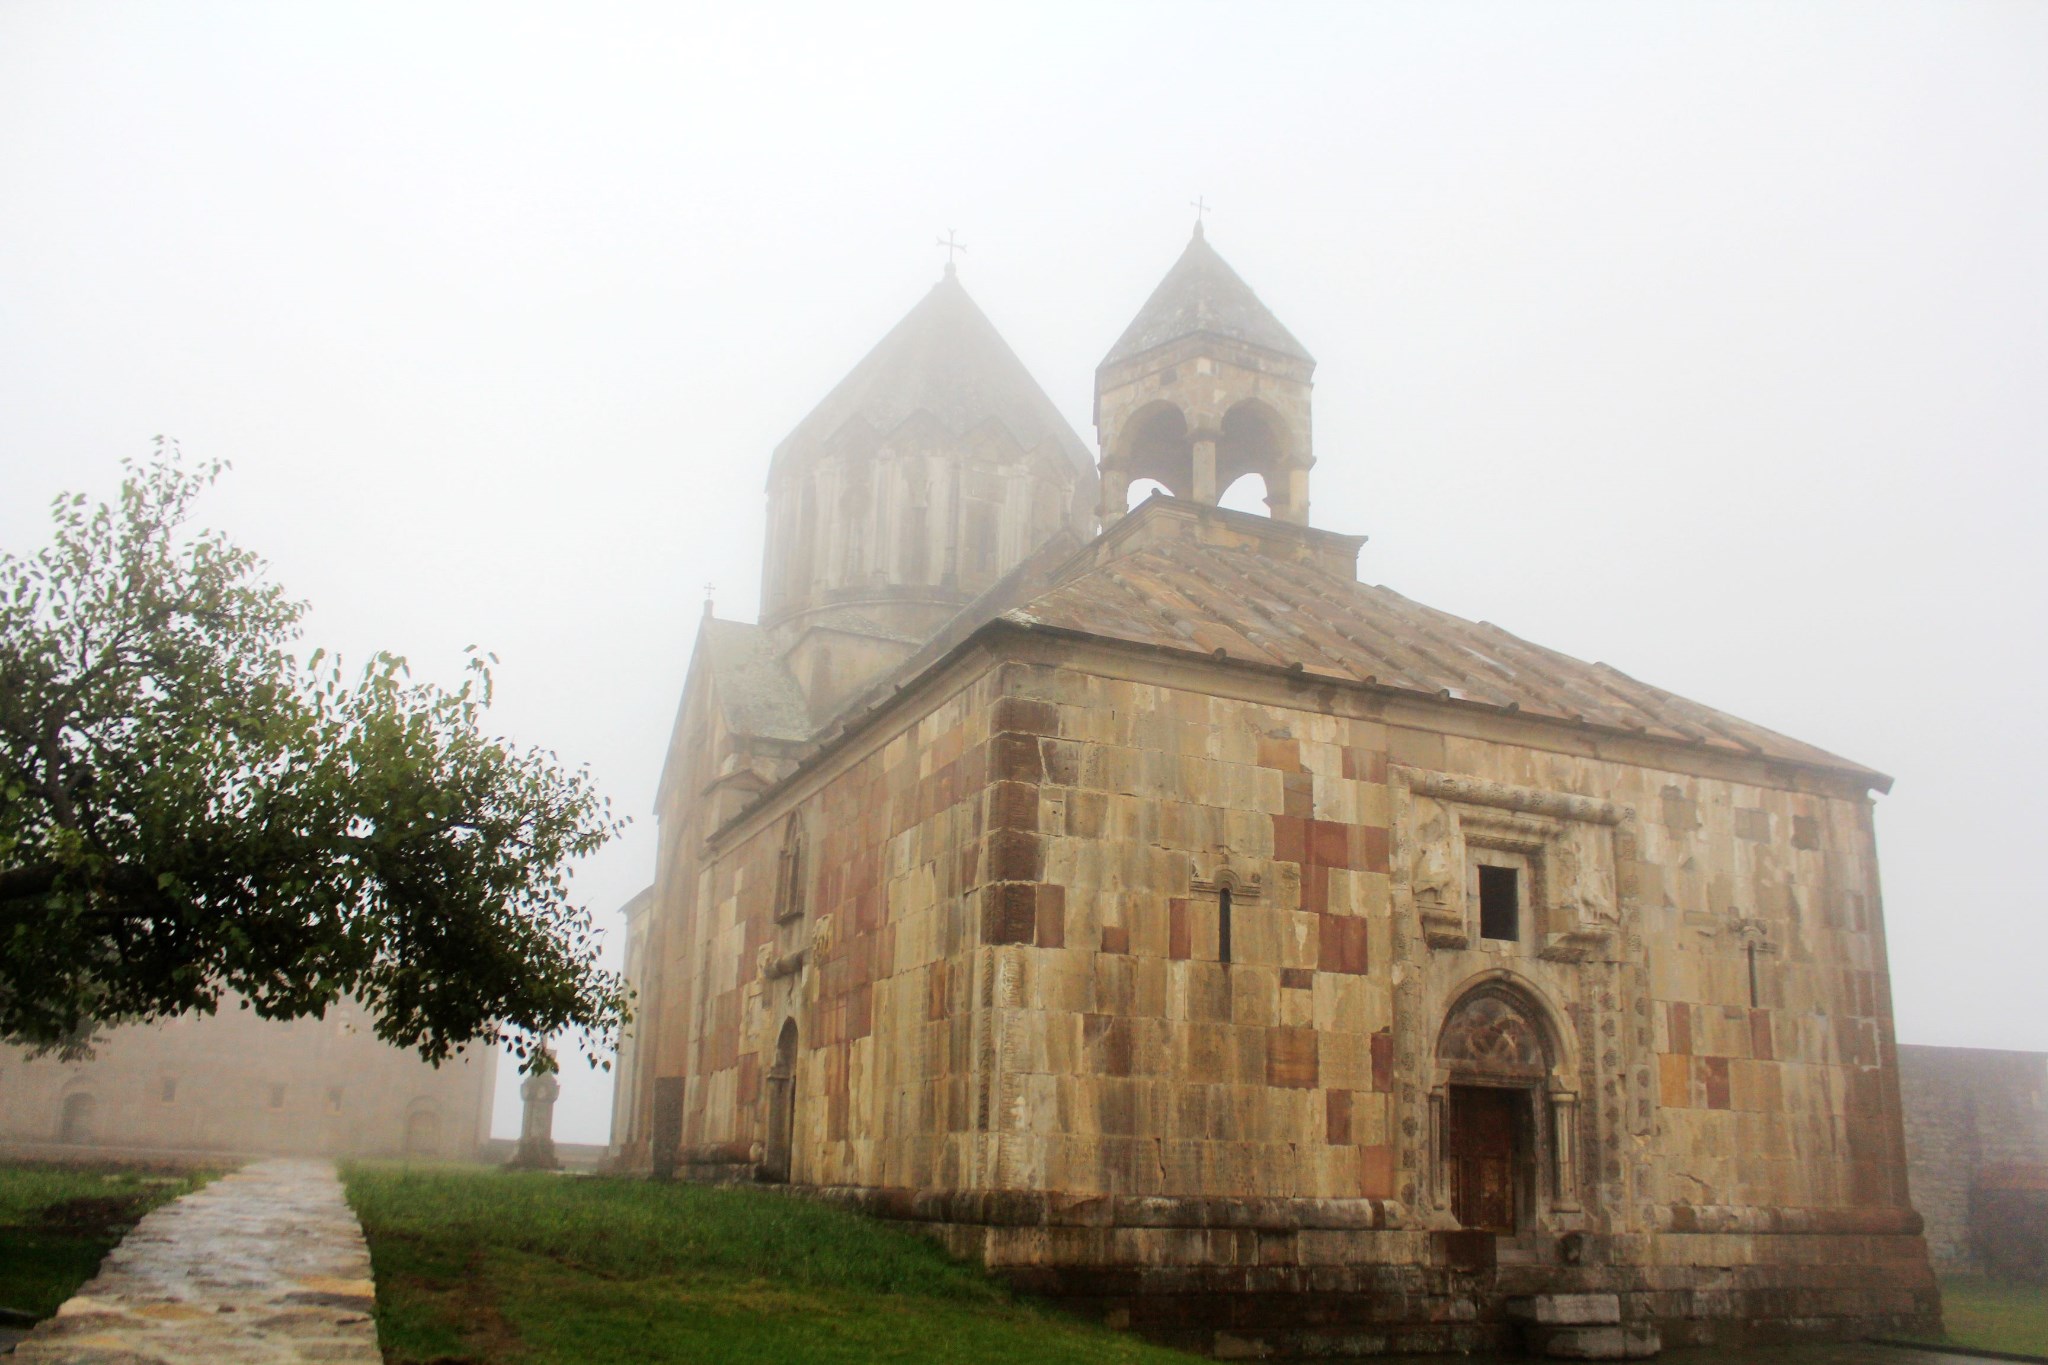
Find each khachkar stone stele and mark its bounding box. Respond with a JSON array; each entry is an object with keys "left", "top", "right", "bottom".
[{"left": 505, "top": 1054, "right": 561, "bottom": 1171}]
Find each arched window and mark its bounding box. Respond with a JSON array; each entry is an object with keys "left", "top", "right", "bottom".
[{"left": 773, "top": 815, "right": 807, "bottom": 924}]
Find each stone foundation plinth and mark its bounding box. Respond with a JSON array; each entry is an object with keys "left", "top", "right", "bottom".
[{"left": 796, "top": 1184, "right": 1940, "bottom": 1358}]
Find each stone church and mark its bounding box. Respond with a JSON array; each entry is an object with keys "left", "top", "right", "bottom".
[{"left": 616, "top": 227, "right": 1936, "bottom": 1354}]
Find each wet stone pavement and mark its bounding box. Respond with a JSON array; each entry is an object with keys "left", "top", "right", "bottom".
[{"left": 9, "top": 1159, "right": 379, "bottom": 1364}]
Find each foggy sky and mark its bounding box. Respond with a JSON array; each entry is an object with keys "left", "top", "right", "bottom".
[{"left": 3, "top": 2, "right": 2043, "bottom": 1145}]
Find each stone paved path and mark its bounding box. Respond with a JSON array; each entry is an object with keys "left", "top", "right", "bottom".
[{"left": 10, "top": 1159, "right": 380, "bottom": 1364}]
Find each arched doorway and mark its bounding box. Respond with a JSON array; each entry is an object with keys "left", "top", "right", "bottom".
[
  {"left": 1434, "top": 981, "right": 1569, "bottom": 1233},
  {"left": 58, "top": 1091, "right": 96, "bottom": 1145},
  {"left": 761, "top": 1018, "right": 799, "bottom": 1183},
  {"left": 404, "top": 1103, "right": 443, "bottom": 1158}
]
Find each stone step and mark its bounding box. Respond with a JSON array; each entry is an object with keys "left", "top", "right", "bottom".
[
  {"left": 1523, "top": 1323, "right": 1663, "bottom": 1360},
  {"left": 1506, "top": 1293, "right": 1623, "bottom": 1326}
]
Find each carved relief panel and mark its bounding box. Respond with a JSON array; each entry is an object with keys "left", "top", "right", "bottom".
[{"left": 1395, "top": 771, "right": 1626, "bottom": 963}]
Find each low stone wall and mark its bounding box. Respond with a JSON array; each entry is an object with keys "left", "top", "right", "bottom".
[{"left": 1898, "top": 1044, "right": 2048, "bottom": 1272}]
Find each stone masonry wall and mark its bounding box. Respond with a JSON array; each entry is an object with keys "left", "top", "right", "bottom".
[
  {"left": 971, "top": 651, "right": 1912, "bottom": 1229},
  {"left": 667, "top": 662, "right": 1003, "bottom": 1188},
  {"left": 649, "top": 640, "right": 1933, "bottom": 1348},
  {"left": 1898, "top": 1044, "right": 2048, "bottom": 1269}
]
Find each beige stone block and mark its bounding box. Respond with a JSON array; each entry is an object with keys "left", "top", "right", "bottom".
[
  {"left": 1231, "top": 965, "right": 1279, "bottom": 1028},
  {"left": 1313, "top": 973, "right": 1373, "bottom": 1036},
  {"left": 1320, "top": 1030, "right": 1370, "bottom": 1092}
]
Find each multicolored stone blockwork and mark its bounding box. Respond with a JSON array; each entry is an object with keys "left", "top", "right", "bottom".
[{"left": 636, "top": 644, "right": 1932, "bottom": 1350}]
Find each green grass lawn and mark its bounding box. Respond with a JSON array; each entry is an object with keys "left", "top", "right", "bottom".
[
  {"left": 0, "top": 1161, "right": 216, "bottom": 1320},
  {"left": 1933, "top": 1273, "right": 2048, "bottom": 1357},
  {"left": 343, "top": 1164, "right": 1196, "bottom": 1365}
]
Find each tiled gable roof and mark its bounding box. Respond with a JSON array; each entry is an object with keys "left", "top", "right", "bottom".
[{"left": 1004, "top": 536, "right": 1884, "bottom": 784}]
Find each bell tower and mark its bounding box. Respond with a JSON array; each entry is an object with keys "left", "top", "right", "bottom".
[{"left": 1094, "top": 224, "right": 1315, "bottom": 524}]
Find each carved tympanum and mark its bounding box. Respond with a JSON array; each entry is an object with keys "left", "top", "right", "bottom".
[{"left": 1437, "top": 989, "right": 1550, "bottom": 1079}]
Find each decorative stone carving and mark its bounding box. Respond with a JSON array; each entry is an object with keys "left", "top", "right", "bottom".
[
  {"left": 758, "top": 942, "right": 807, "bottom": 982},
  {"left": 1437, "top": 989, "right": 1550, "bottom": 1079},
  {"left": 1391, "top": 768, "right": 1627, "bottom": 962},
  {"left": 1407, "top": 797, "right": 1466, "bottom": 949}
]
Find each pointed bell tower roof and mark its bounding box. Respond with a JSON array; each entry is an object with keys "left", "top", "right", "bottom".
[
  {"left": 1100, "top": 224, "right": 1314, "bottom": 370},
  {"left": 773, "top": 265, "right": 1092, "bottom": 476}
]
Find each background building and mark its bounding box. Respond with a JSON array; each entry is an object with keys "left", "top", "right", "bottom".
[
  {"left": 0, "top": 997, "right": 496, "bottom": 1163},
  {"left": 1900, "top": 1044, "right": 2048, "bottom": 1279}
]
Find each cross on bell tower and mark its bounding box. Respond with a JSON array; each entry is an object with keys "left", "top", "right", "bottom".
[{"left": 936, "top": 229, "right": 966, "bottom": 276}]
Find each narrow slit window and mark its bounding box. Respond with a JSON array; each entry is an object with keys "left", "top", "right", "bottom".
[
  {"left": 1478, "top": 866, "right": 1519, "bottom": 942},
  {"left": 1218, "top": 887, "right": 1233, "bottom": 965}
]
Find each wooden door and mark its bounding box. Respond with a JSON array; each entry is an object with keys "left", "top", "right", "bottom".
[{"left": 1448, "top": 1085, "right": 1520, "bottom": 1232}]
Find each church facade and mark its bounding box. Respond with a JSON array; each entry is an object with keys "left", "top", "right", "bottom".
[{"left": 617, "top": 230, "right": 1936, "bottom": 1354}]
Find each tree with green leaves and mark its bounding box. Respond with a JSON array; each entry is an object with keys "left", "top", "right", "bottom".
[{"left": 0, "top": 443, "right": 624, "bottom": 1070}]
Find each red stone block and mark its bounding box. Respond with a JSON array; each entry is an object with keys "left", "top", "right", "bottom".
[
  {"left": 737, "top": 1053, "right": 760, "bottom": 1108},
  {"left": 990, "top": 732, "right": 1044, "bottom": 783},
  {"left": 1356, "top": 825, "right": 1389, "bottom": 874},
  {"left": 1272, "top": 814, "right": 1307, "bottom": 865},
  {"left": 994, "top": 696, "right": 1061, "bottom": 736},
  {"left": 848, "top": 984, "right": 873, "bottom": 1041},
  {"left": 1040, "top": 738, "right": 1082, "bottom": 785},
  {"left": 1280, "top": 967, "right": 1313, "bottom": 991},
  {"left": 1750, "top": 1008, "right": 1775, "bottom": 1062},
  {"left": 1359, "top": 1144, "right": 1395, "bottom": 1199},
  {"left": 1169, "top": 898, "right": 1192, "bottom": 960},
  {"left": 988, "top": 780, "right": 1039, "bottom": 832},
  {"left": 982, "top": 883, "right": 1039, "bottom": 945},
  {"left": 1036, "top": 884, "right": 1066, "bottom": 949},
  {"left": 1326, "top": 1088, "right": 1353, "bottom": 1145},
  {"left": 1702, "top": 1055, "right": 1732, "bottom": 1110},
  {"left": 1371, "top": 1030, "right": 1394, "bottom": 1092},
  {"left": 1317, "top": 914, "right": 1368, "bottom": 975},
  {"left": 1310, "top": 819, "right": 1349, "bottom": 869},
  {"left": 1267, "top": 1027, "right": 1319, "bottom": 1088},
  {"left": 927, "top": 962, "right": 949, "bottom": 1021},
  {"left": 1084, "top": 1013, "right": 1133, "bottom": 1077},
  {"left": 987, "top": 829, "right": 1044, "bottom": 883},
  {"left": 1101, "top": 924, "right": 1130, "bottom": 955},
  {"left": 1670, "top": 1002, "right": 1692, "bottom": 1056},
  {"left": 1317, "top": 913, "right": 1343, "bottom": 972}
]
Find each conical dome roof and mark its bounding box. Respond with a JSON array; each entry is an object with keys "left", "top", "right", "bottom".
[
  {"left": 1101, "top": 225, "right": 1313, "bottom": 370},
  {"left": 772, "top": 268, "right": 1093, "bottom": 476}
]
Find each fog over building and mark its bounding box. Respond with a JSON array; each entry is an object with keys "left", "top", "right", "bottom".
[
  {"left": 0, "top": 998, "right": 496, "bottom": 1164},
  {"left": 612, "top": 230, "right": 1936, "bottom": 1353}
]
